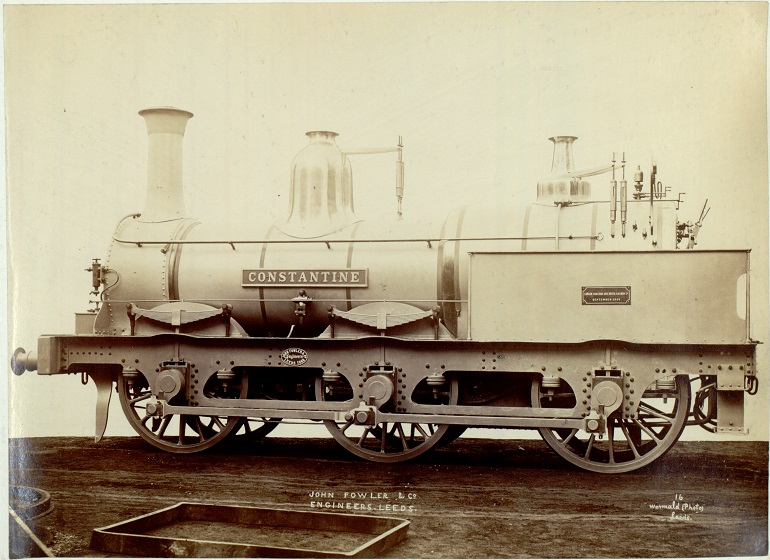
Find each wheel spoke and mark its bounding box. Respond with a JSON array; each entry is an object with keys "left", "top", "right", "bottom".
[
  {"left": 380, "top": 423, "right": 388, "bottom": 453},
  {"left": 396, "top": 423, "right": 409, "bottom": 451},
  {"left": 633, "top": 418, "right": 662, "bottom": 444},
  {"left": 583, "top": 433, "right": 595, "bottom": 459},
  {"left": 130, "top": 393, "right": 151, "bottom": 405},
  {"left": 638, "top": 402, "right": 674, "bottom": 423},
  {"left": 157, "top": 415, "right": 172, "bottom": 438},
  {"left": 357, "top": 427, "right": 372, "bottom": 447},
  {"left": 414, "top": 424, "right": 429, "bottom": 439},
  {"left": 637, "top": 415, "right": 667, "bottom": 438},
  {"left": 607, "top": 417, "right": 616, "bottom": 464},
  {"left": 178, "top": 416, "right": 187, "bottom": 444},
  {"left": 560, "top": 429, "right": 578, "bottom": 447},
  {"left": 620, "top": 420, "right": 642, "bottom": 458},
  {"left": 194, "top": 417, "right": 206, "bottom": 442}
]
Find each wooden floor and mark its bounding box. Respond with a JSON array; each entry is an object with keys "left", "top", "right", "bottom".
[{"left": 8, "top": 436, "right": 768, "bottom": 558}]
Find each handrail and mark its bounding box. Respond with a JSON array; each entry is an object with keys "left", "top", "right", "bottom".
[
  {"left": 95, "top": 298, "right": 469, "bottom": 304},
  {"left": 112, "top": 234, "right": 602, "bottom": 249}
]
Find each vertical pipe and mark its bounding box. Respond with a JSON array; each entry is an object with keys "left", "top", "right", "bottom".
[
  {"left": 396, "top": 136, "right": 404, "bottom": 219},
  {"left": 620, "top": 153, "right": 627, "bottom": 237},
  {"left": 649, "top": 164, "right": 657, "bottom": 236},
  {"left": 137, "top": 107, "right": 193, "bottom": 223},
  {"left": 610, "top": 152, "right": 617, "bottom": 239}
]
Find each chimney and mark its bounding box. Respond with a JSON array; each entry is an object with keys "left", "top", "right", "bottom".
[{"left": 137, "top": 107, "right": 193, "bottom": 222}]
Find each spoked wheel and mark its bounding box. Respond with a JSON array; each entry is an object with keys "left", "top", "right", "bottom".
[
  {"left": 317, "top": 376, "right": 460, "bottom": 463},
  {"left": 532, "top": 375, "right": 691, "bottom": 473},
  {"left": 119, "top": 370, "right": 246, "bottom": 453}
]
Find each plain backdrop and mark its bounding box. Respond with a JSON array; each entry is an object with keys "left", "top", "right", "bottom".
[{"left": 4, "top": 2, "right": 769, "bottom": 441}]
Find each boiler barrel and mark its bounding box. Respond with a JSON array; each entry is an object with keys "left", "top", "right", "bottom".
[{"left": 177, "top": 219, "right": 440, "bottom": 337}]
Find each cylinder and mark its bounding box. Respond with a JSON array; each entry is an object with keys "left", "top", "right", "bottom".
[
  {"left": 610, "top": 180, "right": 618, "bottom": 223},
  {"left": 620, "top": 180, "right": 628, "bottom": 217},
  {"left": 137, "top": 107, "right": 193, "bottom": 223}
]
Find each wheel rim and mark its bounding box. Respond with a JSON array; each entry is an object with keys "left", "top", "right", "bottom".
[
  {"left": 532, "top": 375, "right": 690, "bottom": 473},
  {"left": 119, "top": 370, "right": 246, "bottom": 453},
  {"left": 317, "top": 376, "right": 459, "bottom": 463}
]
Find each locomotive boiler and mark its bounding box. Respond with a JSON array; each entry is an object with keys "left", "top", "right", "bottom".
[{"left": 12, "top": 107, "right": 759, "bottom": 473}]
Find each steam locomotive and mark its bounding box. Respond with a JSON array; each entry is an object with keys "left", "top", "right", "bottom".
[{"left": 12, "top": 107, "right": 759, "bottom": 472}]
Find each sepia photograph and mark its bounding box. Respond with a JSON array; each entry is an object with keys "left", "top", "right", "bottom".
[{"left": 5, "top": 2, "right": 769, "bottom": 558}]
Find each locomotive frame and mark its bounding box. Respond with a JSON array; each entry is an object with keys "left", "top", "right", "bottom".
[{"left": 31, "top": 328, "right": 754, "bottom": 469}]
